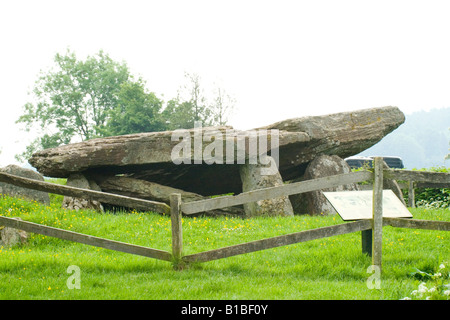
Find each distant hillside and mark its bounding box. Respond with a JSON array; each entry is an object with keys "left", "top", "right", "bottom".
[{"left": 357, "top": 107, "right": 450, "bottom": 169}]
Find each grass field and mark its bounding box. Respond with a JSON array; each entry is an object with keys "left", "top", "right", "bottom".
[{"left": 0, "top": 193, "right": 449, "bottom": 300}]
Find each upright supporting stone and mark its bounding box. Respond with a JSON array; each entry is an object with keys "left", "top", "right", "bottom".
[
  {"left": 290, "top": 155, "right": 360, "bottom": 215},
  {"left": 0, "top": 217, "right": 28, "bottom": 247},
  {"left": 170, "top": 193, "right": 183, "bottom": 269},
  {"left": 239, "top": 155, "right": 294, "bottom": 217},
  {"left": 62, "top": 173, "right": 104, "bottom": 212},
  {"left": 372, "top": 157, "right": 383, "bottom": 271}
]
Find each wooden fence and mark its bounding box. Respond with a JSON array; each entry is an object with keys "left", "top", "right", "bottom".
[
  {"left": 358, "top": 169, "right": 449, "bottom": 207},
  {"left": 172, "top": 160, "right": 450, "bottom": 269},
  {"left": 0, "top": 157, "right": 449, "bottom": 272},
  {"left": 0, "top": 171, "right": 173, "bottom": 261}
]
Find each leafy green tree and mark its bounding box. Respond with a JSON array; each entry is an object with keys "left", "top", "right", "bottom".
[
  {"left": 15, "top": 49, "right": 157, "bottom": 161},
  {"left": 161, "top": 98, "right": 197, "bottom": 130},
  {"left": 101, "top": 80, "right": 165, "bottom": 136},
  {"left": 16, "top": 49, "right": 238, "bottom": 163}
]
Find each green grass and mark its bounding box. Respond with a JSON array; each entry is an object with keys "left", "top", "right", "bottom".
[{"left": 0, "top": 194, "right": 449, "bottom": 300}]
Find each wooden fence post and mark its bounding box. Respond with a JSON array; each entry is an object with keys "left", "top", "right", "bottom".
[
  {"left": 408, "top": 180, "right": 415, "bottom": 208},
  {"left": 361, "top": 229, "right": 372, "bottom": 256},
  {"left": 372, "top": 157, "right": 383, "bottom": 272},
  {"left": 170, "top": 193, "right": 183, "bottom": 269}
]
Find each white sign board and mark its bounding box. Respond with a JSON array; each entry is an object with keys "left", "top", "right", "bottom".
[{"left": 323, "top": 190, "right": 413, "bottom": 221}]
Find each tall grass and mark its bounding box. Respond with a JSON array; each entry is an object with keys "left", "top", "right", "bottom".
[{"left": 0, "top": 194, "right": 449, "bottom": 300}]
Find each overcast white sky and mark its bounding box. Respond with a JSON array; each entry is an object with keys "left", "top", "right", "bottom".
[{"left": 1, "top": 0, "right": 450, "bottom": 167}]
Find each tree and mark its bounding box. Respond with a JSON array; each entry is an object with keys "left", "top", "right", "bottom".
[
  {"left": 161, "top": 98, "right": 197, "bottom": 130},
  {"left": 162, "top": 72, "right": 235, "bottom": 130},
  {"left": 210, "top": 86, "right": 235, "bottom": 126},
  {"left": 15, "top": 49, "right": 154, "bottom": 161},
  {"left": 16, "top": 49, "right": 238, "bottom": 162},
  {"left": 179, "top": 72, "right": 212, "bottom": 125},
  {"left": 100, "top": 80, "right": 165, "bottom": 136}
]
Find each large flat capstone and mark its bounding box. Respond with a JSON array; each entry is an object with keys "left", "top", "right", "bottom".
[{"left": 28, "top": 106, "right": 405, "bottom": 197}]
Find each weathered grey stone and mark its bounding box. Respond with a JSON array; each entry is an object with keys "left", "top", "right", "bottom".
[
  {"left": 28, "top": 106, "right": 405, "bottom": 197},
  {"left": 0, "top": 218, "right": 28, "bottom": 247},
  {"left": 28, "top": 126, "right": 308, "bottom": 196},
  {"left": 262, "top": 106, "right": 405, "bottom": 181},
  {"left": 93, "top": 174, "right": 244, "bottom": 216},
  {"left": 239, "top": 155, "right": 294, "bottom": 217},
  {"left": 289, "top": 155, "right": 360, "bottom": 215},
  {"left": 62, "top": 173, "right": 104, "bottom": 212},
  {"left": 0, "top": 164, "right": 50, "bottom": 204}
]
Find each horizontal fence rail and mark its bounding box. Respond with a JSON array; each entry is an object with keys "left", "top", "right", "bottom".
[
  {"left": 182, "top": 220, "right": 372, "bottom": 263},
  {"left": 384, "top": 217, "right": 450, "bottom": 231},
  {"left": 0, "top": 172, "right": 170, "bottom": 215},
  {"left": 359, "top": 182, "right": 450, "bottom": 190},
  {"left": 181, "top": 170, "right": 373, "bottom": 215},
  {"left": 0, "top": 216, "right": 173, "bottom": 261},
  {"left": 385, "top": 169, "right": 450, "bottom": 184}
]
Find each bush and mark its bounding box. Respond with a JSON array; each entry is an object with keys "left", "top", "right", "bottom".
[
  {"left": 411, "top": 166, "right": 449, "bottom": 209},
  {"left": 402, "top": 261, "right": 450, "bottom": 300}
]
